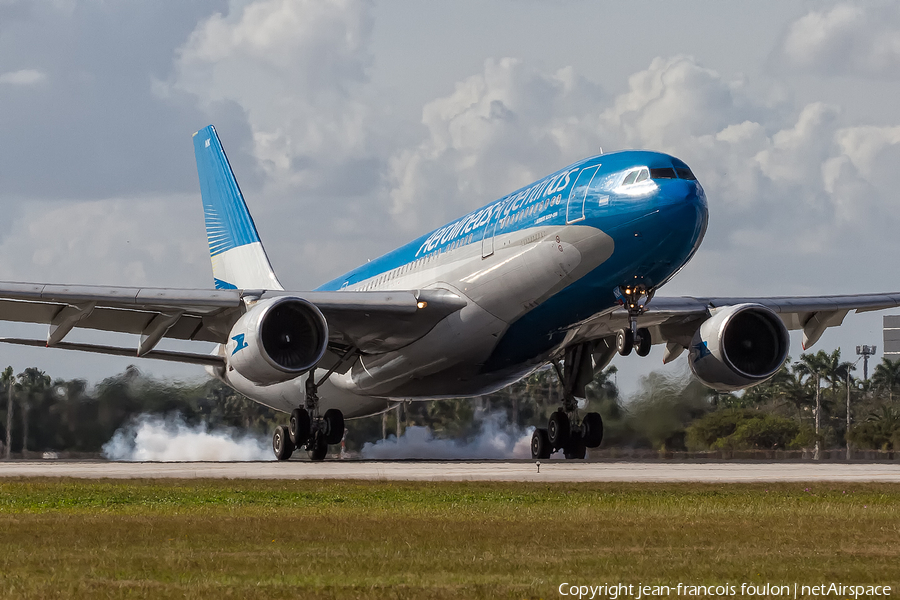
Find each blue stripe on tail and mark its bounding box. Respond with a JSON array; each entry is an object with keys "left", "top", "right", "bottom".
[{"left": 193, "top": 125, "right": 261, "bottom": 257}]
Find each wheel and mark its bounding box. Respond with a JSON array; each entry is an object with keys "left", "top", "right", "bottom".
[
  {"left": 616, "top": 328, "right": 634, "bottom": 356},
  {"left": 564, "top": 433, "right": 586, "bottom": 459},
  {"left": 323, "top": 409, "right": 345, "bottom": 445},
  {"left": 635, "top": 328, "right": 652, "bottom": 357},
  {"left": 289, "top": 408, "right": 311, "bottom": 446},
  {"left": 547, "top": 410, "right": 570, "bottom": 449},
  {"left": 531, "top": 428, "right": 552, "bottom": 459},
  {"left": 307, "top": 430, "right": 328, "bottom": 461},
  {"left": 581, "top": 412, "right": 604, "bottom": 448},
  {"left": 272, "top": 425, "right": 294, "bottom": 461}
]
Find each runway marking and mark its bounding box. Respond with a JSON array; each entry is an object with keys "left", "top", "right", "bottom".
[{"left": 2, "top": 461, "right": 900, "bottom": 482}]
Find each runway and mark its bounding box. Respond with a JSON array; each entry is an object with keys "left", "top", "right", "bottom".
[{"left": 2, "top": 460, "right": 900, "bottom": 482}]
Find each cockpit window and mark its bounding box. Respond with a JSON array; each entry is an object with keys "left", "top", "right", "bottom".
[
  {"left": 635, "top": 168, "right": 649, "bottom": 183},
  {"left": 675, "top": 167, "right": 696, "bottom": 180},
  {"left": 622, "top": 170, "right": 639, "bottom": 185},
  {"left": 650, "top": 167, "right": 677, "bottom": 179}
]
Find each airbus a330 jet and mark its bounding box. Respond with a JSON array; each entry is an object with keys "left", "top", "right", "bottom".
[{"left": 2, "top": 125, "right": 899, "bottom": 460}]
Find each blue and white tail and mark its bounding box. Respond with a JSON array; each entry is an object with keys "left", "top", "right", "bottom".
[{"left": 193, "top": 125, "right": 283, "bottom": 291}]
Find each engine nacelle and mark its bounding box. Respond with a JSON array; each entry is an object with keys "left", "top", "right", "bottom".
[
  {"left": 688, "top": 303, "right": 789, "bottom": 392},
  {"left": 226, "top": 297, "right": 329, "bottom": 385}
]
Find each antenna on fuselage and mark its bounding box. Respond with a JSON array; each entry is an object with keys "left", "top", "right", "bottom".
[{"left": 598, "top": 147, "right": 603, "bottom": 154}]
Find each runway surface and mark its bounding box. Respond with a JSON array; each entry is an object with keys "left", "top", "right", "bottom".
[{"left": 2, "top": 460, "right": 900, "bottom": 482}]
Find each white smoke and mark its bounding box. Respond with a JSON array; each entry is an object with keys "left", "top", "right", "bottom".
[
  {"left": 102, "top": 414, "right": 273, "bottom": 462},
  {"left": 361, "top": 412, "right": 538, "bottom": 460}
]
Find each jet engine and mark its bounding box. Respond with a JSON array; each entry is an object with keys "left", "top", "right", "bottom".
[
  {"left": 688, "top": 303, "right": 789, "bottom": 391},
  {"left": 226, "top": 297, "right": 329, "bottom": 385}
]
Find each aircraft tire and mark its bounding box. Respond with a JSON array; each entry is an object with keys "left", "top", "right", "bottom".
[
  {"left": 323, "top": 409, "right": 345, "bottom": 445},
  {"left": 531, "top": 428, "right": 552, "bottom": 459},
  {"left": 635, "top": 328, "right": 652, "bottom": 357},
  {"left": 307, "top": 430, "right": 328, "bottom": 461},
  {"left": 581, "top": 412, "right": 604, "bottom": 448},
  {"left": 547, "top": 410, "right": 570, "bottom": 449},
  {"left": 273, "top": 425, "right": 294, "bottom": 461},
  {"left": 564, "top": 433, "right": 586, "bottom": 460},
  {"left": 616, "top": 329, "right": 634, "bottom": 356},
  {"left": 289, "top": 408, "right": 311, "bottom": 446}
]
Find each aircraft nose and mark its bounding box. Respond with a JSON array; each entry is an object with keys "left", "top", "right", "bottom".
[
  {"left": 656, "top": 178, "right": 708, "bottom": 233},
  {"left": 658, "top": 178, "right": 702, "bottom": 205}
]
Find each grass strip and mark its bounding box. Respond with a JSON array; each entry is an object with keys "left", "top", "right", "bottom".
[{"left": 0, "top": 479, "right": 897, "bottom": 599}]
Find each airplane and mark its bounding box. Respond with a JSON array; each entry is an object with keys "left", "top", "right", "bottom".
[{"left": 2, "top": 124, "right": 900, "bottom": 461}]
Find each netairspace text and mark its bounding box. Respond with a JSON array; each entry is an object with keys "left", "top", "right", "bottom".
[{"left": 557, "top": 582, "right": 892, "bottom": 599}]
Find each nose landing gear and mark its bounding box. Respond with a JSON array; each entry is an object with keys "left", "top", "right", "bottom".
[
  {"left": 615, "top": 283, "right": 653, "bottom": 357},
  {"left": 616, "top": 327, "right": 652, "bottom": 357}
]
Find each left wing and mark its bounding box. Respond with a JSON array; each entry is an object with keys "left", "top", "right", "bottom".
[
  {"left": 565, "top": 291, "right": 900, "bottom": 363},
  {"left": 0, "top": 281, "right": 466, "bottom": 365}
]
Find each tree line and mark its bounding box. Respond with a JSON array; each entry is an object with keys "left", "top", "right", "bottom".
[{"left": 1, "top": 348, "right": 899, "bottom": 457}]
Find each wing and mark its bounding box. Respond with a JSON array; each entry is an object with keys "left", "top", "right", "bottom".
[
  {"left": 0, "top": 281, "right": 466, "bottom": 366},
  {"left": 566, "top": 292, "right": 900, "bottom": 363}
]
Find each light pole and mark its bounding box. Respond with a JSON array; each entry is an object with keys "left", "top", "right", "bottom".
[
  {"left": 847, "top": 356, "right": 863, "bottom": 461},
  {"left": 856, "top": 345, "right": 877, "bottom": 381}
]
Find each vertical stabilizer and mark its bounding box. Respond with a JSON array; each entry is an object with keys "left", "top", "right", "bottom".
[{"left": 193, "top": 125, "right": 283, "bottom": 291}]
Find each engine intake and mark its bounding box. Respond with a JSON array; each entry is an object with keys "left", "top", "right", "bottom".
[
  {"left": 226, "top": 297, "right": 329, "bottom": 385},
  {"left": 688, "top": 303, "right": 789, "bottom": 391}
]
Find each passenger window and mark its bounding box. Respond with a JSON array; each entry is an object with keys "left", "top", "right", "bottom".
[
  {"left": 623, "top": 171, "right": 639, "bottom": 185},
  {"left": 635, "top": 168, "right": 649, "bottom": 183}
]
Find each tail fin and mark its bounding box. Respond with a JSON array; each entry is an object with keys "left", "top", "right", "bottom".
[{"left": 193, "top": 125, "right": 283, "bottom": 291}]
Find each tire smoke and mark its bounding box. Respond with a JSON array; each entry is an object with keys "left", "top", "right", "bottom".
[
  {"left": 102, "top": 414, "right": 273, "bottom": 461},
  {"left": 361, "top": 412, "right": 536, "bottom": 459}
]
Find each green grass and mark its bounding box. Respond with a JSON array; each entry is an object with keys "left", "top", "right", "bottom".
[{"left": 0, "top": 479, "right": 897, "bottom": 599}]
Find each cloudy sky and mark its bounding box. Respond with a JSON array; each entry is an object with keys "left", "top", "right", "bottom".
[{"left": 1, "top": 0, "right": 899, "bottom": 395}]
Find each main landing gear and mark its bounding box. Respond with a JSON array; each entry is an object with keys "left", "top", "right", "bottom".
[
  {"left": 531, "top": 409, "right": 604, "bottom": 460},
  {"left": 272, "top": 372, "right": 345, "bottom": 461},
  {"left": 531, "top": 344, "right": 605, "bottom": 460},
  {"left": 615, "top": 283, "right": 652, "bottom": 357}
]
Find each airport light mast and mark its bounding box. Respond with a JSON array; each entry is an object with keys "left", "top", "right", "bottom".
[
  {"left": 856, "top": 345, "right": 876, "bottom": 381},
  {"left": 848, "top": 345, "right": 876, "bottom": 461}
]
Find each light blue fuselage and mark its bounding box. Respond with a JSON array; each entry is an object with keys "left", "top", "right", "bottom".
[
  {"left": 326, "top": 151, "right": 707, "bottom": 411},
  {"left": 227, "top": 151, "right": 708, "bottom": 416}
]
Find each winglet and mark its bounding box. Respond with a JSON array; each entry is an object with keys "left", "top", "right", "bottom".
[{"left": 193, "top": 125, "right": 283, "bottom": 291}]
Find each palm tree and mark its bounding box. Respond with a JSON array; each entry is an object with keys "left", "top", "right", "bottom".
[
  {"left": 866, "top": 405, "right": 900, "bottom": 428},
  {"left": 777, "top": 367, "right": 813, "bottom": 424},
  {"left": 16, "top": 368, "right": 50, "bottom": 455},
  {"left": 821, "top": 349, "right": 855, "bottom": 391},
  {"left": 795, "top": 351, "right": 834, "bottom": 460},
  {"left": 742, "top": 357, "right": 802, "bottom": 413},
  {"left": 2, "top": 367, "right": 13, "bottom": 459},
  {"left": 872, "top": 357, "right": 900, "bottom": 403}
]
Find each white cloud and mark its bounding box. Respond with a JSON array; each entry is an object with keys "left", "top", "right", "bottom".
[
  {"left": 386, "top": 52, "right": 900, "bottom": 298},
  {"left": 167, "top": 0, "right": 376, "bottom": 191},
  {"left": 0, "top": 69, "right": 47, "bottom": 86},
  {"left": 780, "top": 3, "right": 900, "bottom": 78},
  {"left": 0, "top": 195, "right": 209, "bottom": 287},
  {"left": 597, "top": 56, "right": 745, "bottom": 152},
  {"left": 387, "top": 57, "right": 604, "bottom": 231}
]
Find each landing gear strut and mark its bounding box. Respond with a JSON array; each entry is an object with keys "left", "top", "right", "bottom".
[
  {"left": 272, "top": 371, "right": 345, "bottom": 462},
  {"left": 615, "top": 283, "right": 653, "bottom": 357},
  {"left": 531, "top": 343, "right": 605, "bottom": 460}
]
